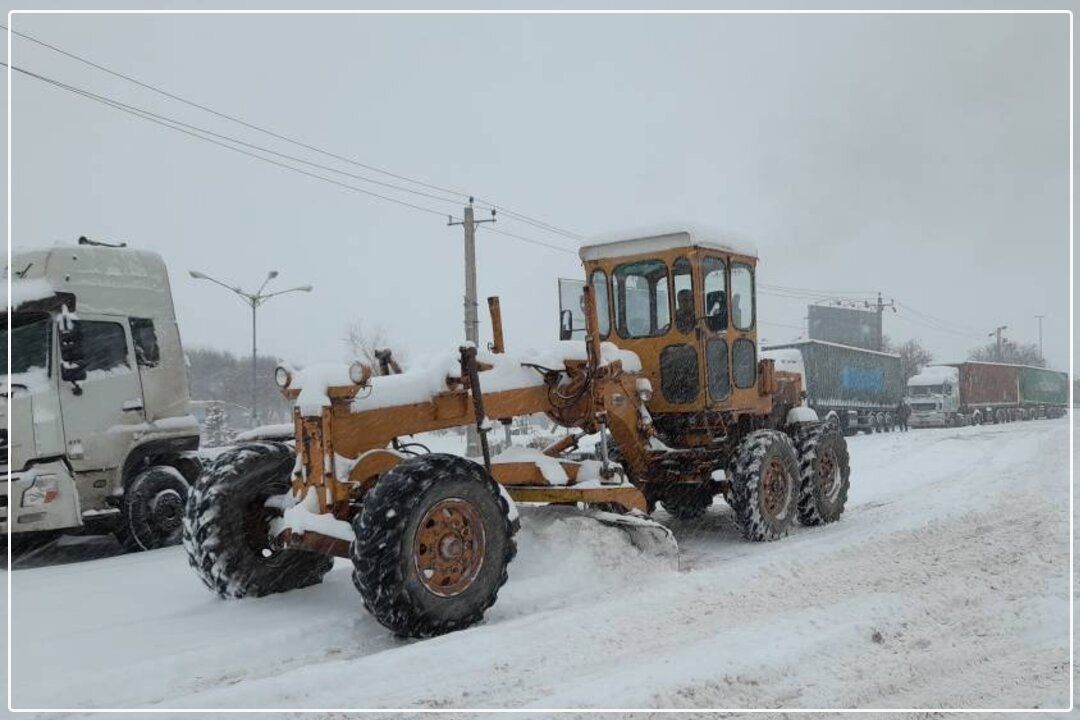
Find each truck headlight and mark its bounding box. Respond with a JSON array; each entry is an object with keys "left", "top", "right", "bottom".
[
  {"left": 274, "top": 366, "right": 292, "bottom": 389},
  {"left": 22, "top": 474, "right": 59, "bottom": 508}
]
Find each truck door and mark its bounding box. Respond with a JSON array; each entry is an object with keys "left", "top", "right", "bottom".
[
  {"left": 59, "top": 316, "right": 146, "bottom": 474},
  {"left": 700, "top": 254, "right": 731, "bottom": 406}
]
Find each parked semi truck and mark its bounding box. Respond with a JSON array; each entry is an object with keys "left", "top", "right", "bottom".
[
  {"left": 906, "top": 361, "right": 1067, "bottom": 427},
  {"left": 763, "top": 340, "right": 904, "bottom": 435},
  {"left": 4, "top": 237, "right": 201, "bottom": 550}
]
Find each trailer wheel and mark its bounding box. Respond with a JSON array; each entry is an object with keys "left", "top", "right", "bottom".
[
  {"left": 729, "top": 430, "right": 800, "bottom": 541},
  {"left": 351, "top": 453, "right": 517, "bottom": 638},
  {"left": 793, "top": 423, "right": 851, "bottom": 526},
  {"left": 117, "top": 466, "right": 189, "bottom": 551},
  {"left": 183, "top": 442, "right": 333, "bottom": 599}
]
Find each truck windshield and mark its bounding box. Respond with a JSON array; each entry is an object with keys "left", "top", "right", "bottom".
[
  {"left": 1, "top": 312, "right": 52, "bottom": 377},
  {"left": 907, "top": 384, "right": 943, "bottom": 397}
]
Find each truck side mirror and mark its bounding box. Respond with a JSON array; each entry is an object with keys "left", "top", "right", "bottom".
[
  {"left": 559, "top": 309, "right": 574, "bottom": 341},
  {"left": 58, "top": 323, "right": 87, "bottom": 385}
]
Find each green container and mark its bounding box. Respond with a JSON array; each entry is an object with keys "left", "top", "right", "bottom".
[
  {"left": 1018, "top": 366, "right": 1068, "bottom": 406},
  {"left": 764, "top": 340, "right": 903, "bottom": 408}
]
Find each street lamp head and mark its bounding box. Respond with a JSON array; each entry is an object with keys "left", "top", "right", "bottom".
[
  {"left": 299, "top": 285, "right": 314, "bottom": 292},
  {"left": 189, "top": 270, "right": 206, "bottom": 279},
  {"left": 268, "top": 270, "right": 279, "bottom": 279}
]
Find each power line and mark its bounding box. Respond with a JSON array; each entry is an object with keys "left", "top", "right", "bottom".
[
  {"left": 2, "top": 22, "right": 586, "bottom": 242},
  {"left": 6, "top": 60, "right": 578, "bottom": 256}
]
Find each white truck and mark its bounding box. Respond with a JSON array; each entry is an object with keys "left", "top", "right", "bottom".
[{"left": 4, "top": 238, "right": 201, "bottom": 551}]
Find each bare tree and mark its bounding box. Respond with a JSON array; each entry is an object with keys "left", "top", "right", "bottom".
[
  {"left": 344, "top": 321, "right": 408, "bottom": 370},
  {"left": 968, "top": 340, "right": 1046, "bottom": 367},
  {"left": 882, "top": 335, "right": 934, "bottom": 381}
]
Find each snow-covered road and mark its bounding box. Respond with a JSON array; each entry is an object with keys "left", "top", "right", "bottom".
[{"left": 5, "top": 420, "right": 1072, "bottom": 714}]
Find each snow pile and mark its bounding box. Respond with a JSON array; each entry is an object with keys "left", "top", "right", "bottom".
[
  {"left": 287, "top": 341, "right": 641, "bottom": 416},
  {"left": 10, "top": 277, "right": 55, "bottom": 308},
  {"left": 291, "top": 364, "right": 353, "bottom": 416},
  {"left": 491, "top": 446, "right": 569, "bottom": 485},
  {"left": 908, "top": 365, "right": 959, "bottom": 387},
  {"left": 267, "top": 490, "right": 355, "bottom": 542}
]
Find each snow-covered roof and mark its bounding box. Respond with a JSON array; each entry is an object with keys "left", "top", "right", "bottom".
[
  {"left": 579, "top": 227, "right": 757, "bottom": 262},
  {"left": 763, "top": 339, "right": 900, "bottom": 359},
  {"left": 907, "top": 365, "right": 959, "bottom": 386},
  {"left": 10, "top": 277, "right": 57, "bottom": 309}
]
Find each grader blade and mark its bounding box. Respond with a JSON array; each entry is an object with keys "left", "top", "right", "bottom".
[{"left": 583, "top": 509, "right": 680, "bottom": 567}]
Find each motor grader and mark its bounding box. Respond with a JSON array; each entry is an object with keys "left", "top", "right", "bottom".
[{"left": 183, "top": 229, "right": 851, "bottom": 638}]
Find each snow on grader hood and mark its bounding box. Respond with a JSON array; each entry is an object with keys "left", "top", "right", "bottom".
[{"left": 182, "top": 229, "right": 852, "bottom": 639}]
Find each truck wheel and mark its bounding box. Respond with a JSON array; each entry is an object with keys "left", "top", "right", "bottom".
[
  {"left": 793, "top": 423, "right": 851, "bottom": 526},
  {"left": 729, "top": 430, "right": 800, "bottom": 541},
  {"left": 116, "top": 466, "right": 189, "bottom": 551},
  {"left": 351, "top": 453, "right": 517, "bottom": 638},
  {"left": 183, "top": 442, "right": 333, "bottom": 598},
  {"left": 660, "top": 484, "right": 713, "bottom": 520}
]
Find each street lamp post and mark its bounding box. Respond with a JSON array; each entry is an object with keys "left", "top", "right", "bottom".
[{"left": 189, "top": 269, "right": 313, "bottom": 428}]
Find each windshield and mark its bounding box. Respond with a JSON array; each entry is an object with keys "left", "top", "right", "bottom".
[
  {"left": 907, "top": 384, "right": 944, "bottom": 397},
  {"left": 2, "top": 312, "right": 52, "bottom": 377}
]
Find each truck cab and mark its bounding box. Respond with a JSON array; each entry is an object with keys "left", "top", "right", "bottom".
[
  {"left": 4, "top": 239, "right": 200, "bottom": 550},
  {"left": 905, "top": 365, "right": 960, "bottom": 427}
]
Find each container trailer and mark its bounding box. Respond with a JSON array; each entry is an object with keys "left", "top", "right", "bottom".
[{"left": 763, "top": 340, "right": 904, "bottom": 435}]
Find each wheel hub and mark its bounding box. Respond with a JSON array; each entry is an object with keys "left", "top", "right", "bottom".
[
  {"left": 762, "top": 459, "right": 791, "bottom": 519},
  {"left": 414, "top": 498, "right": 486, "bottom": 598},
  {"left": 150, "top": 489, "right": 183, "bottom": 535}
]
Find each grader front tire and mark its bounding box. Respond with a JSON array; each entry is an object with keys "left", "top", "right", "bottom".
[
  {"left": 729, "top": 430, "right": 801, "bottom": 542},
  {"left": 793, "top": 423, "right": 851, "bottom": 526},
  {"left": 351, "top": 453, "right": 517, "bottom": 638},
  {"left": 183, "top": 442, "right": 333, "bottom": 599}
]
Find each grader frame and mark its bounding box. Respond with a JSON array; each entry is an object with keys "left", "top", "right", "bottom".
[
  {"left": 276, "top": 231, "right": 803, "bottom": 556},
  {"left": 185, "top": 230, "right": 848, "bottom": 639}
]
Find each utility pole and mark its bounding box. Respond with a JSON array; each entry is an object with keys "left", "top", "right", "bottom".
[
  {"left": 1035, "top": 315, "right": 1045, "bottom": 357},
  {"left": 990, "top": 325, "right": 1008, "bottom": 361},
  {"left": 863, "top": 292, "right": 895, "bottom": 352},
  {"left": 449, "top": 198, "right": 496, "bottom": 456}
]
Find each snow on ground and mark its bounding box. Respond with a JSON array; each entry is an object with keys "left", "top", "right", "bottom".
[{"left": 1, "top": 419, "right": 1072, "bottom": 716}]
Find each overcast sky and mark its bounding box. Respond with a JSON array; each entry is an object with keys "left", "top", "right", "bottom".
[{"left": 7, "top": 12, "right": 1071, "bottom": 372}]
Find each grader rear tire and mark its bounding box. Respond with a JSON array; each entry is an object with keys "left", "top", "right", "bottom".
[
  {"left": 183, "top": 442, "right": 333, "bottom": 599},
  {"left": 729, "top": 430, "right": 801, "bottom": 541},
  {"left": 793, "top": 423, "right": 851, "bottom": 526},
  {"left": 351, "top": 454, "right": 517, "bottom": 638}
]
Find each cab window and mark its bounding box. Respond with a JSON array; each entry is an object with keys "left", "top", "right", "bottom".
[
  {"left": 731, "top": 263, "right": 755, "bottom": 331},
  {"left": 130, "top": 318, "right": 161, "bottom": 367},
  {"left": 672, "top": 257, "right": 694, "bottom": 334},
  {"left": 613, "top": 259, "right": 670, "bottom": 338},
  {"left": 77, "top": 320, "right": 131, "bottom": 373},
  {"left": 590, "top": 270, "right": 611, "bottom": 339},
  {"left": 703, "top": 256, "right": 727, "bottom": 332}
]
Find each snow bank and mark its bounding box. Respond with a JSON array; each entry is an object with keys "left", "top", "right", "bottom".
[{"left": 10, "top": 277, "right": 55, "bottom": 307}]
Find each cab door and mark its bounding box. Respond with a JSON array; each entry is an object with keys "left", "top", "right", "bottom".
[
  {"left": 699, "top": 254, "right": 732, "bottom": 407},
  {"left": 59, "top": 315, "right": 146, "bottom": 474},
  {"left": 727, "top": 261, "right": 760, "bottom": 409}
]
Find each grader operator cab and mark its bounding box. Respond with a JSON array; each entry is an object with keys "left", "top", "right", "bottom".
[{"left": 184, "top": 229, "right": 851, "bottom": 638}]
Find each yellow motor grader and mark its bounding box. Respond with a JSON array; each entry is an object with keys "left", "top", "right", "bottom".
[{"left": 183, "top": 229, "right": 851, "bottom": 637}]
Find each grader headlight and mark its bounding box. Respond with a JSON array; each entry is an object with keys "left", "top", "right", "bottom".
[
  {"left": 636, "top": 378, "right": 654, "bottom": 403},
  {"left": 349, "top": 361, "right": 372, "bottom": 385},
  {"left": 274, "top": 366, "right": 292, "bottom": 389}
]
